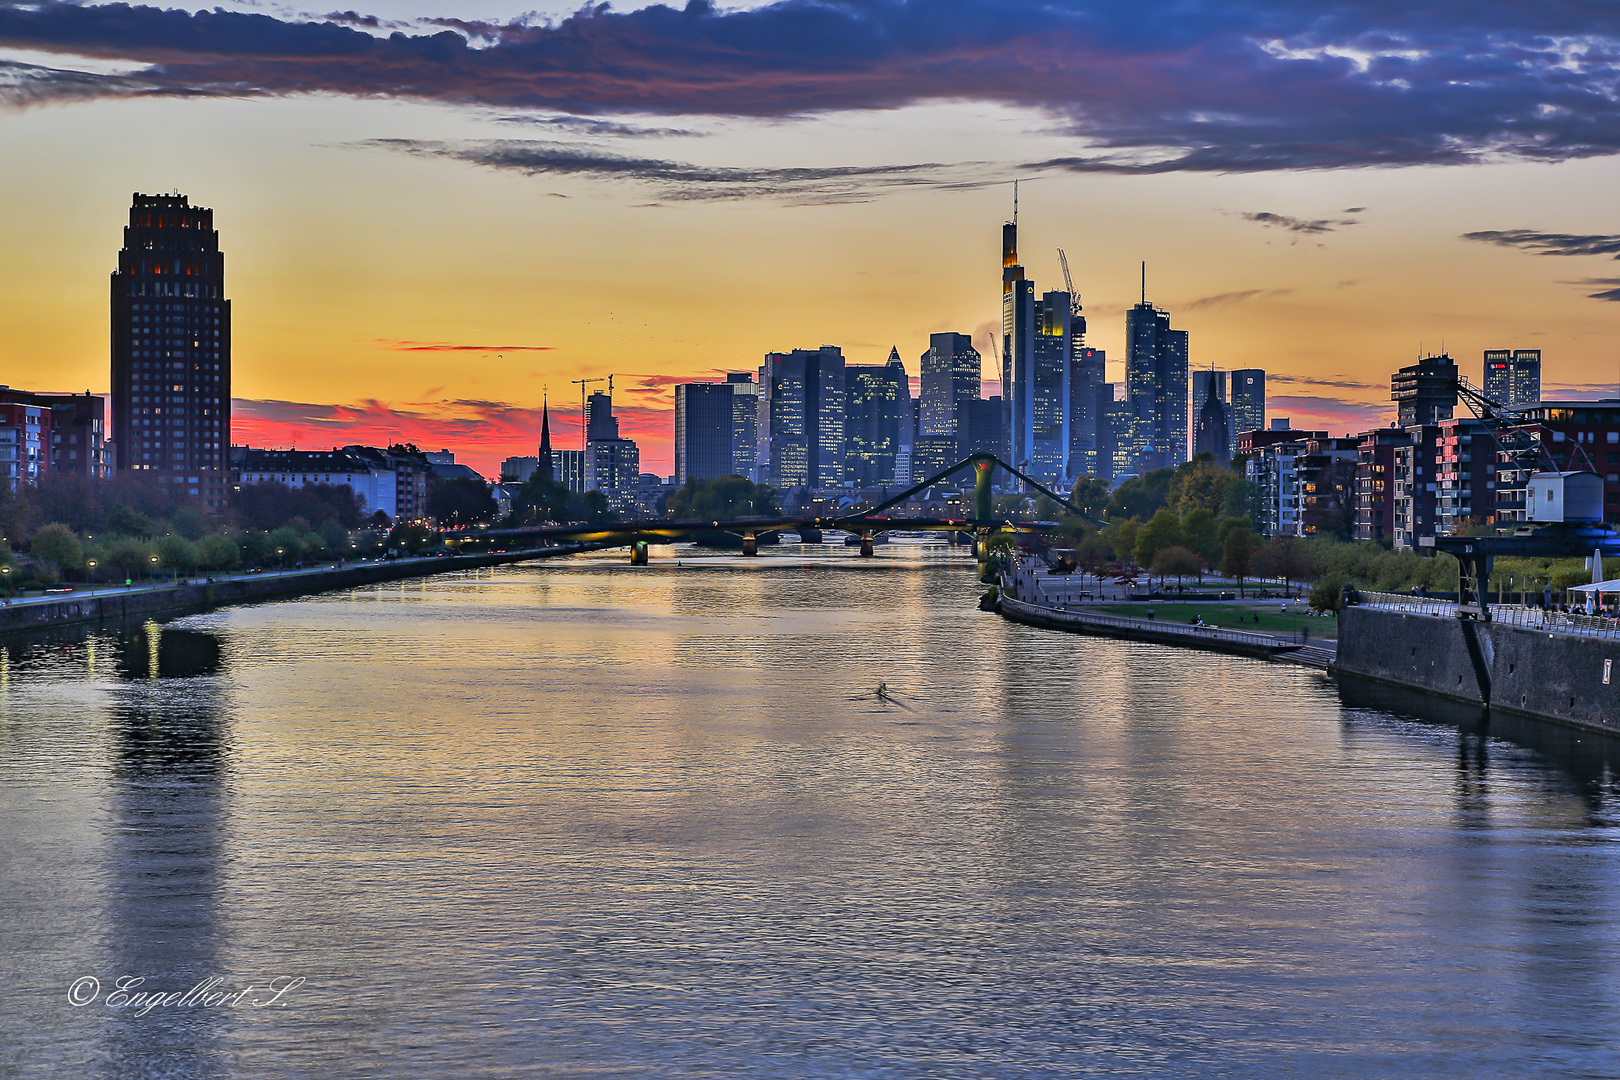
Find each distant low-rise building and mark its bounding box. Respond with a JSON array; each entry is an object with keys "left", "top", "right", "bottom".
[{"left": 233, "top": 444, "right": 429, "bottom": 520}]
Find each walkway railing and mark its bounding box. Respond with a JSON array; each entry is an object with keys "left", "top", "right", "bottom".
[
  {"left": 1001, "top": 596, "right": 1301, "bottom": 652},
  {"left": 1355, "top": 590, "right": 1620, "bottom": 640}
]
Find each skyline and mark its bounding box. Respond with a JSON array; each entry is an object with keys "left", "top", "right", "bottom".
[{"left": 5, "top": 0, "right": 1620, "bottom": 476}]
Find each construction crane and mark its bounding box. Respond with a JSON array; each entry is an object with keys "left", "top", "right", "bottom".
[
  {"left": 1057, "top": 248, "right": 1087, "bottom": 344},
  {"left": 1454, "top": 375, "right": 1593, "bottom": 475},
  {"left": 571, "top": 377, "right": 604, "bottom": 452}
]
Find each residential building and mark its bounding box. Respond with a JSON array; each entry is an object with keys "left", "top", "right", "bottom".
[
  {"left": 674, "top": 382, "right": 736, "bottom": 484},
  {"left": 1435, "top": 417, "right": 1497, "bottom": 534},
  {"left": 1392, "top": 353, "right": 1458, "bottom": 427},
  {"left": 1353, "top": 428, "right": 1407, "bottom": 542},
  {"left": 1125, "top": 298, "right": 1189, "bottom": 469},
  {"left": 110, "top": 192, "right": 231, "bottom": 509},
  {"left": 1390, "top": 425, "right": 1441, "bottom": 548},
  {"left": 0, "top": 388, "right": 110, "bottom": 490},
  {"left": 1297, "top": 437, "right": 1359, "bottom": 538},
  {"left": 1499, "top": 399, "right": 1620, "bottom": 522},
  {"left": 234, "top": 445, "right": 428, "bottom": 520},
  {"left": 1483, "top": 349, "right": 1541, "bottom": 408}
]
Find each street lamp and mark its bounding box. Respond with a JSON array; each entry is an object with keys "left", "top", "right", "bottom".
[
  {"left": 87, "top": 559, "right": 97, "bottom": 585},
  {"left": 149, "top": 554, "right": 159, "bottom": 583},
  {"left": 275, "top": 546, "right": 285, "bottom": 570},
  {"left": 2, "top": 565, "right": 11, "bottom": 597}
]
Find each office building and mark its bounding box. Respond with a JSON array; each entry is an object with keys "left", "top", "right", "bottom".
[
  {"left": 1230, "top": 369, "right": 1265, "bottom": 447},
  {"left": 1000, "top": 215, "right": 1074, "bottom": 484},
  {"left": 1069, "top": 346, "right": 1105, "bottom": 478},
  {"left": 1392, "top": 353, "right": 1458, "bottom": 427},
  {"left": 1125, "top": 294, "right": 1189, "bottom": 469},
  {"left": 501, "top": 456, "right": 540, "bottom": 483},
  {"left": 919, "top": 333, "right": 981, "bottom": 446},
  {"left": 845, "top": 360, "right": 906, "bottom": 487},
  {"left": 1483, "top": 349, "right": 1541, "bottom": 408},
  {"left": 760, "top": 345, "right": 846, "bottom": 489},
  {"left": 1192, "top": 375, "right": 1230, "bottom": 463},
  {"left": 110, "top": 193, "right": 231, "bottom": 509},
  {"left": 581, "top": 390, "right": 640, "bottom": 510},
  {"left": 556, "top": 449, "right": 586, "bottom": 494},
  {"left": 726, "top": 373, "right": 759, "bottom": 479},
  {"left": 674, "top": 382, "right": 736, "bottom": 484}
]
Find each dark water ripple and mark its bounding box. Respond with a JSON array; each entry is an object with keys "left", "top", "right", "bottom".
[{"left": 2, "top": 545, "right": 1619, "bottom": 1078}]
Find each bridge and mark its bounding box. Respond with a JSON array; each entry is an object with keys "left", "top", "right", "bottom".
[{"left": 480, "top": 453, "right": 1092, "bottom": 567}]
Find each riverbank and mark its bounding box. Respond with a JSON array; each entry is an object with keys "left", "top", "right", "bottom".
[{"left": 0, "top": 543, "right": 592, "bottom": 638}]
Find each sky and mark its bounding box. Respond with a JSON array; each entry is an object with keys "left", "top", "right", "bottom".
[{"left": 3, "top": 0, "right": 1620, "bottom": 477}]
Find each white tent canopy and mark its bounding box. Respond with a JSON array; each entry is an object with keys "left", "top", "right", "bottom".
[{"left": 1570, "top": 580, "right": 1620, "bottom": 593}]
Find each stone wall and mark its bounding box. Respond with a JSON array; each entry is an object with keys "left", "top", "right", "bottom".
[{"left": 1335, "top": 606, "right": 1620, "bottom": 734}]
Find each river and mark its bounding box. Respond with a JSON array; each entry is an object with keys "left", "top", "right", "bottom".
[{"left": 3, "top": 543, "right": 1619, "bottom": 1078}]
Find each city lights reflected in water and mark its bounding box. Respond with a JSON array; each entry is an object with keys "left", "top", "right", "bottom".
[{"left": 2, "top": 543, "right": 1620, "bottom": 1078}]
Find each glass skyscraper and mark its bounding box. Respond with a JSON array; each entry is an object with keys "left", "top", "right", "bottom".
[
  {"left": 1124, "top": 300, "right": 1189, "bottom": 468},
  {"left": 110, "top": 193, "right": 231, "bottom": 509},
  {"left": 1483, "top": 349, "right": 1541, "bottom": 408}
]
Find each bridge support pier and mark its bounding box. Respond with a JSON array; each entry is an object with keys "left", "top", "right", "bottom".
[
  {"left": 860, "top": 530, "right": 874, "bottom": 557},
  {"left": 630, "top": 540, "right": 649, "bottom": 566},
  {"left": 742, "top": 532, "right": 758, "bottom": 556}
]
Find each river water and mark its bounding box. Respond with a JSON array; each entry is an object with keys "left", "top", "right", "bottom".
[{"left": 3, "top": 543, "right": 1620, "bottom": 1078}]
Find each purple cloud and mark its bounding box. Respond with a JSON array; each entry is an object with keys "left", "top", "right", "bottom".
[{"left": 0, "top": 0, "right": 1618, "bottom": 173}]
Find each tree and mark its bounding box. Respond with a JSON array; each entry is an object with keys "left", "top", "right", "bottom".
[
  {"left": 1220, "top": 527, "right": 1256, "bottom": 597},
  {"left": 1181, "top": 507, "right": 1220, "bottom": 565},
  {"left": 1170, "top": 457, "right": 1239, "bottom": 516},
  {"left": 511, "top": 473, "right": 573, "bottom": 525},
  {"left": 1151, "top": 545, "right": 1203, "bottom": 586},
  {"left": 1102, "top": 516, "right": 1142, "bottom": 563},
  {"left": 154, "top": 534, "right": 198, "bottom": 574},
  {"left": 1134, "top": 508, "right": 1184, "bottom": 570},
  {"left": 196, "top": 534, "right": 239, "bottom": 570},
  {"left": 30, "top": 523, "right": 82, "bottom": 576},
  {"left": 1106, "top": 467, "right": 1175, "bottom": 521},
  {"left": 427, "top": 476, "right": 498, "bottom": 524},
  {"left": 170, "top": 507, "right": 210, "bottom": 540},
  {"left": 663, "top": 476, "right": 780, "bottom": 520},
  {"left": 1068, "top": 476, "right": 1110, "bottom": 521},
  {"left": 1257, "top": 534, "right": 1315, "bottom": 596}
]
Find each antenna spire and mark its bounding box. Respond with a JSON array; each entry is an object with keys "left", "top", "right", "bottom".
[
  {"left": 1141, "top": 261, "right": 1146, "bottom": 304},
  {"left": 1013, "top": 179, "right": 1018, "bottom": 225}
]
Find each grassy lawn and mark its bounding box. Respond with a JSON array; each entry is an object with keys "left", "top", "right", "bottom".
[{"left": 1088, "top": 602, "right": 1339, "bottom": 640}]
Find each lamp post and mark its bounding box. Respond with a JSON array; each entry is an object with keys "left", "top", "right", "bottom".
[
  {"left": 275, "top": 546, "right": 285, "bottom": 571},
  {"left": 2, "top": 565, "right": 11, "bottom": 597},
  {"left": 149, "top": 554, "right": 159, "bottom": 583},
  {"left": 87, "top": 559, "right": 97, "bottom": 587}
]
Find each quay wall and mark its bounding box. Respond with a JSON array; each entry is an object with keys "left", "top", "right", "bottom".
[
  {"left": 997, "top": 596, "right": 1294, "bottom": 661},
  {"left": 1335, "top": 606, "right": 1620, "bottom": 735},
  {"left": 0, "top": 547, "right": 580, "bottom": 639}
]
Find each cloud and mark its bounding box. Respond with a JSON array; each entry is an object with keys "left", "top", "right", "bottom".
[
  {"left": 492, "top": 114, "right": 703, "bottom": 138},
  {"left": 1182, "top": 288, "right": 1293, "bottom": 310},
  {"left": 1463, "top": 230, "right": 1620, "bottom": 257},
  {"left": 3, "top": 0, "right": 1620, "bottom": 172},
  {"left": 1241, "top": 211, "right": 1358, "bottom": 234},
  {"left": 1269, "top": 373, "right": 1381, "bottom": 390},
  {"left": 369, "top": 338, "right": 554, "bottom": 352},
  {"left": 358, "top": 138, "right": 987, "bottom": 203},
  {"left": 1576, "top": 277, "right": 1620, "bottom": 301}
]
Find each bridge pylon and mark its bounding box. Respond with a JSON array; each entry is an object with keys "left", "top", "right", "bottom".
[{"left": 630, "top": 540, "right": 649, "bottom": 565}]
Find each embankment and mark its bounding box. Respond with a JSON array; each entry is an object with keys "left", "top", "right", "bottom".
[
  {"left": 1334, "top": 605, "right": 1620, "bottom": 734},
  {"left": 0, "top": 545, "right": 584, "bottom": 639},
  {"left": 997, "top": 595, "right": 1307, "bottom": 662}
]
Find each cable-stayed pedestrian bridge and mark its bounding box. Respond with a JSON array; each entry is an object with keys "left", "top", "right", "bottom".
[{"left": 481, "top": 453, "right": 1092, "bottom": 564}]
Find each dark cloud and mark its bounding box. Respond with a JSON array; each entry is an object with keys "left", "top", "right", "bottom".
[
  {"left": 369, "top": 337, "right": 554, "bottom": 351},
  {"left": 1242, "top": 211, "right": 1359, "bottom": 234},
  {"left": 1464, "top": 230, "right": 1620, "bottom": 257},
  {"left": 1182, "top": 288, "right": 1293, "bottom": 309},
  {"left": 362, "top": 138, "right": 986, "bottom": 202},
  {"left": 1568, "top": 277, "right": 1620, "bottom": 301},
  {"left": 1269, "top": 374, "right": 1381, "bottom": 390},
  {"left": 493, "top": 114, "right": 703, "bottom": 138},
  {"left": 1, "top": 0, "right": 1619, "bottom": 172}
]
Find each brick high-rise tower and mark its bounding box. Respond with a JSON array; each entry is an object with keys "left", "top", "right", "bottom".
[{"left": 111, "top": 193, "right": 231, "bottom": 508}]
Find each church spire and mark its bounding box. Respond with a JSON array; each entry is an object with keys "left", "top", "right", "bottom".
[{"left": 538, "top": 392, "right": 554, "bottom": 482}]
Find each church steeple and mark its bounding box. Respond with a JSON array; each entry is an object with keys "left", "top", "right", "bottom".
[{"left": 538, "top": 392, "right": 554, "bottom": 482}]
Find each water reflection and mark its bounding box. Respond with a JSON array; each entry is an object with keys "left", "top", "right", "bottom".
[{"left": 101, "top": 621, "right": 231, "bottom": 1079}]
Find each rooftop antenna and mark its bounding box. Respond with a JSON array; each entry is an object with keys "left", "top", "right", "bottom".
[
  {"left": 1013, "top": 178, "right": 1018, "bottom": 225},
  {"left": 1141, "top": 261, "right": 1146, "bottom": 304}
]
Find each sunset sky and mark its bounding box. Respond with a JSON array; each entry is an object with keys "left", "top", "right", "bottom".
[{"left": 3, "top": 0, "right": 1620, "bottom": 477}]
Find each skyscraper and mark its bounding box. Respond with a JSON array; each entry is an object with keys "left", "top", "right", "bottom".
[
  {"left": 110, "top": 193, "right": 231, "bottom": 508},
  {"left": 726, "top": 372, "right": 759, "bottom": 479},
  {"left": 582, "top": 388, "right": 639, "bottom": 510},
  {"left": 1483, "top": 349, "right": 1541, "bottom": 407},
  {"left": 1124, "top": 291, "right": 1189, "bottom": 468},
  {"left": 1193, "top": 376, "right": 1230, "bottom": 463},
  {"left": 1230, "top": 369, "right": 1266, "bottom": 444},
  {"left": 1191, "top": 369, "right": 1231, "bottom": 460},
  {"left": 1000, "top": 213, "right": 1074, "bottom": 483},
  {"left": 919, "top": 333, "right": 980, "bottom": 444},
  {"left": 844, "top": 362, "right": 905, "bottom": 487},
  {"left": 674, "top": 382, "right": 736, "bottom": 484},
  {"left": 1069, "top": 346, "right": 1106, "bottom": 478},
  {"left": 760, "top": 346, "right": 845, "bottom": 489}
]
